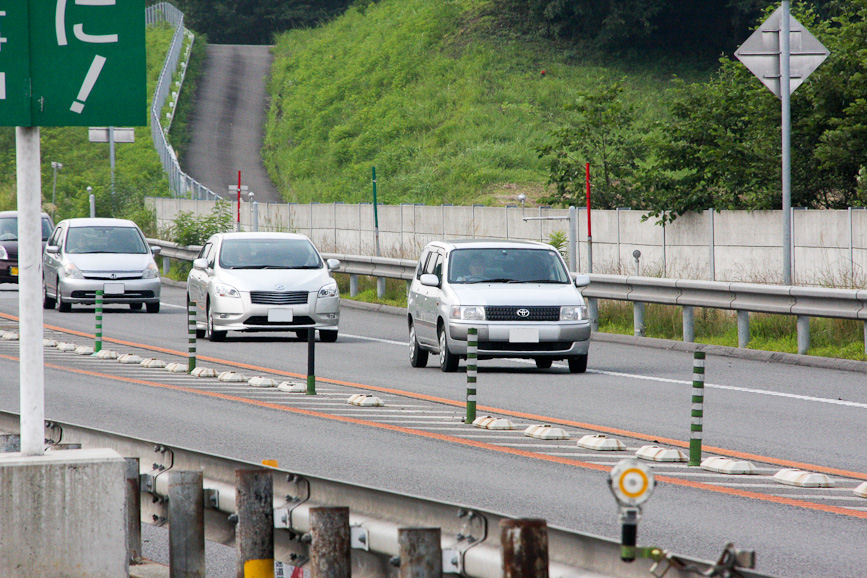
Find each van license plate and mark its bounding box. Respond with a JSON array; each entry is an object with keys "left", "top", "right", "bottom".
[
  {"left": 103, "top": 282, "right": 124, "bottom": 295},
  {"left": 268, "top": 309, "right": 293, "bottom": 322},
  {"left": 509, "top": 328, "right": 539, "bottom": 343}
]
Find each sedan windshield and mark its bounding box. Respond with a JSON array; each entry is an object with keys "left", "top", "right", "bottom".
[
  {"left": 448, "top": 248, "right": 570, "bottom": 284},
  {"left": 65, "top": 226, "right": 148, "bottom": 254},
  {"left": 0, "top": 217, "right": 53, "bottom": 242},
  {"left": 219, "top": 238, "right": 323, "bottom": 270}
]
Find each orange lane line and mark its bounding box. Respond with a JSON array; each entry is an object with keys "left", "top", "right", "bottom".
[
  {"left": 5, "top": 313, "right": 867, "bottom": 482},
  {"left": 2, "top": 351, "right": 865, "bottom": 519}
]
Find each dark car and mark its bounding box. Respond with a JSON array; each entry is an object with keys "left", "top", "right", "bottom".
[{"left": 0, "top": 211, "right": 55, "bottom": 284}]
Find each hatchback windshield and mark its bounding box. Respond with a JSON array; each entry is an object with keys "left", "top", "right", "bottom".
[
  {"left": 448, "top": 248, "right": 569, "bottom": 284},
  {"left": 219, "top": 238, "right": 323, "bottom": 270},
  {"left": 0, "top": 216, "right": 54, "bottom": 242},
  {"left": 65, "top": 226, "right": 148, "bottom": 254}
]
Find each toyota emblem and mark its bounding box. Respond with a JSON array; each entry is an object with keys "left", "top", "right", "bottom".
[
  {"left": 516, "top": 308, "right": 530, "bottom": 318},
  {"left": 110, "top": 273, "right": 117, "bottom": 280}
]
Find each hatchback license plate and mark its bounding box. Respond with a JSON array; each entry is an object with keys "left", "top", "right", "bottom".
[
  {"left": 268, "top": 309, "right": 293, "bottom": 322},
  {"left": 103, "top": 282, "right": 124, "bottom": 295}
]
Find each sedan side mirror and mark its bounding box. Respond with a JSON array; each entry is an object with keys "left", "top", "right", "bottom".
[
  {"left": 45, "top": 245, "right": 60, "bottom": 255},
  {"left": 326, "top": 258, "right": 341, "bottom": 271},
  {"left": 420, "top": 273, "right": 440, "bottom": 287},
  {"left": 150, "top": 245, "right": 162, "bottom": 256},
  {"left": 193, "top": 258, "right": 208, "bottom": 270},
  {"left": 573, "top": 274, "right": 590, "bottom": 288}
]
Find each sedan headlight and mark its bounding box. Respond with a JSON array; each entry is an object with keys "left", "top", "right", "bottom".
[
  {"left": 214, "top": 283, "right": 240, "bottom": 298},
  {"left": 141, "top": 261, "right": 159, "bottom": 279},
  {"left": 560, "top": 305, "right": 588, "bottom": 321},
  {"left": 61, "top": 261, "right": 84, "bottom": 279},
  {"left": 0, "top": 246, "right": 7, "bottom": 260},
  {"left": 318, "top": 281, "right": 339, "bottom": 298},
  {"left": 450, "top": 305, "right": 485, "bottom": 321}
]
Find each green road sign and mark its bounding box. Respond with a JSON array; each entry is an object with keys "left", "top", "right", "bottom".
[{"left": 0, "top": 0, "right": 146, "bottom": 127}]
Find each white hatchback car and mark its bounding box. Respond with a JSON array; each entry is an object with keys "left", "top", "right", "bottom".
[
  {"left": 407, "top": 239, "right": 591, "bottom": 373},
  {"left": 186, "top": 232, "right": 340, "bottom": 341}
]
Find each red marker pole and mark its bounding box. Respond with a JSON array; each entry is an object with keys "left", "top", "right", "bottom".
[
  {"left": 236, "top": 170, "right": 241, "bottom": 231},
  {"left": 585, "top": 163, "right": 592, "bottom": 273}
]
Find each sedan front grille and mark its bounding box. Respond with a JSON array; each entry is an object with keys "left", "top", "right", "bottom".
[
  {"left": 250, "top": 291, "right": 309, "bottom": 305},
  {"left": 478, "top": 341, "right": 572, "bottom": 352},
  {"left": 82, "top": 272, "right": 142, "bottom": 280},
  {"left": 484, "top": 306, "right": 560, "bottom": 322}
]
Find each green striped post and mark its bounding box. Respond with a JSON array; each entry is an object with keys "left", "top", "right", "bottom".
[
  {"left": 94, "top": 290, "right": 103, "bottom": 353},
  {"left": 187, "top": 299, "right": 197, "bottom": 372},
  {"left": 689, "top": 351, "right": 705, "bottom": 466},
  {"left": 466, "top": 327, "right": 477, "bottom": 423},
  {"left": 306, "top": 328, "right": 316, "bottom": 395}
]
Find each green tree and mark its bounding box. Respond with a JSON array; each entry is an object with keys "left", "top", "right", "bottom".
[{"left": 538, "top": 80, "right": 644, "bottom": 209}]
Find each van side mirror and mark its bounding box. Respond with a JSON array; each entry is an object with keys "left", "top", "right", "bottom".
[
  {"left": 193, "top": 258, "right": 208, "bottom": 270},
  {"left": 326, "top": 258, "right": 341, "bottom": 271},
  {"left": 45, "top": 245, "right": 60, "bottom": 255},
  {"left": 573, "top": 274, "right": 590, "bottom": 288},
  {"left": 150, "top": 245, "right": 162, "bottom": 256},
  {"left": 420, "top": 273, "right": 440, "bottom": 287}
]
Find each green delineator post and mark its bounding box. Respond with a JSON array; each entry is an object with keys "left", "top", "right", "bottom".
[
  {"left": 306, "top": 328, "right": 316, "bottom": 395},
  {"left": 187, "top": 300, "right": 197, "bottom": 373},
  {"left": 466, "top": 327, "right": 477, "bottom": 423},
  {"left": 689, "top": 351, "right": 705, "bottom": 466},
  {"left": 94, "top": 290, "right": 103, "bottom": 353}
]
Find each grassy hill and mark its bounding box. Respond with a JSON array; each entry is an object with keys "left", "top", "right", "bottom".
[{"left": 263, "top": 0, "right": 713, "bottom": 207}]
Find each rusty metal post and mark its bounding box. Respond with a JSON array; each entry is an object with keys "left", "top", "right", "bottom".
[
  {"left": 235, "top": 468, "right": 275, "bottom": 578},
  {"left": 168, "top": 470, "right": 205, "bottom": 577},
  {"left": 309, "top": 506, "right": 350, "bottom": 578},
  {"left": 501, "top": 518, "right": 548, "bottom": 578},
  {"left": 125, "top": 457, "right": 142, "bottom": 564},
  {"left": 398, "top": 527, "right": 442, "bottom": 578}
]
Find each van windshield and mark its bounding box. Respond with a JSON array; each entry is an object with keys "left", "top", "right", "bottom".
[{"left": 448, "top": 248, "right": 570, "bottom": 284}]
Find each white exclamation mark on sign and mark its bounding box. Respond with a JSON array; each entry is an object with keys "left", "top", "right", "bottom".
[
  {"left": 70, "top": 54, "right": 106, "bottom": 113},
  {"left": 0, "top": 73, "right": 6, "bottom": 100}
]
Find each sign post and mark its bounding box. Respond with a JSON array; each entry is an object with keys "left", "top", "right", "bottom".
[
  {"left": 1, "top": 0, "right": 146, "bottom": 455},
  {"left": 735, "top": 2, "right": 828, "bottom": 284}
]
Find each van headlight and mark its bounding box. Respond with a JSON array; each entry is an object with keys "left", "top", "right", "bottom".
[
  {"left": 560, "top": 305, "right": 587, "bottom": 321},
  {"left": 450, "top": 305, "right": 485, "bottom": 321},
  {"left": 0, "top": 247, "right": 6, "bottom": 260},
  {"left": 214, "top": 283, "right": 240, "bottom": 298},
  {"left": 142, "top": 261, "right": 159, "bottom": 279},
  {"left": 318, "top": 281, "right": 339, "bottom": 298}
]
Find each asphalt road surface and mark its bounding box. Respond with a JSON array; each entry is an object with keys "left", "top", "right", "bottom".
[{"left": 0, "top": 282, "right": 865, "bottom": 577}]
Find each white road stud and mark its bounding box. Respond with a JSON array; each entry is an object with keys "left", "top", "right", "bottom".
[
  {"left": 636, "top": 445, "right": 688, "bottom": 462},
  {"left": 95, "top": 349, "right": 118, "bottom": 359},
  {"left": 700, "top": 456, "right": 757, "bottom": 475},
  {"left": 165, "top": 362, "right": 188, "bottom": 373},
  {"left": 42, "top": 339, "right": 58, "bottom": 348},
  {"left": 248, "top": 376, "right": 278, "bottom": 388},
  {"left": 347, "top": 394, "right": 384, "bottom": 407},
  {"left": 577, "top": 434, "right": 625, "bottom": 451},
  {"left": 140, "top": 358, "right": 167, "bottom": 368},
  {"left": 117, "top": 353, "right": 144, "bottom": 364},
  {"left": 74, "top": 345, "right": 94, "bottom": 355},
  {"left": 191, "top": 367, "right": 218, "bottom": 378},
  {"left": 523, "top": 425, "right": 569, "bottom": 440},
  {"left": 773, "top": 468, "right": 834, "bottom": 488},
  {"left": 278, "top": 380, "right": 307, "bottom": 393},
  {"left": 1, "top": 331, "right": 18, "bottom": 341},
  {"left": 472, "top": 416, "right": 516, "bottom": 430},
  {"left": 218, "top": 371, "right": 247, "bottom": 382},
  {"left": 56, "top": 342, "right": 77, "bottom": 352},
  {"left": 854, "top": 482, "right": 867, "bottom": 498}
]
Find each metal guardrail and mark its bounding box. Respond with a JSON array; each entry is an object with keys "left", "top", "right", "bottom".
[
  {"left": 0, "top": 413, "right": 769, "bottom": 578},
  {"left": 146, "top": 3, "right": 221, "bottom": 201},
  {"left": 149, "top": 239, "right": 867, "bottom": 354}
]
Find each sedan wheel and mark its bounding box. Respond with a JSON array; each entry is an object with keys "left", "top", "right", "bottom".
[
  {"left": 409, "top": 322, "right": 428, "bottom": 368},
  {"left": 534, "top": 358, "right": 553, "bottom": 369},
  {"left": 129, "top": 302, "right": 143, "bottom": 311},
  {"left": 42, "top": 283, "right": 56, "bottom": 309},
  {"left": 146, "top": 302, "right": 160, "bottom": 313},
  {"left": 568, "top": 354, "right": 588, "bottom": 374},
  {"left": 56, "top": 281, "right": 71, "bottom": 312},
  {"left": 319, "top": 329, "right": 338, "bottom": 342},
  {"left": 438, "top": 326, "right": 458, "bottom": 372},
  {"left": 206, "top": 302, "right": 226, "bottom": 342}
]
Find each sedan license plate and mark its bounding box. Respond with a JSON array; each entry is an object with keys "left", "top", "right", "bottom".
[
  {"left": 268, "top": 309, "right": 293, "bottom": 322},
  {"left": 509, "top": 327, "right": 539, "bottom": 343},
  {"left": 103, "top": 282, "right": 124, "bottom": 295}
]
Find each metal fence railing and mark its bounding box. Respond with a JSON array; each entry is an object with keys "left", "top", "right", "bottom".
[{"left": 146, "top": 3, "right": 221, "bottom": 201}]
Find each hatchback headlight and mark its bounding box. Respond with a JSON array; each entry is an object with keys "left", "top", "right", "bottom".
[
  {"left": 318, "top": 281, "right": 339, "bottom": 298},
  {"left": 560, "top": 305, "right": 587, "bottom": 321},
  {"left": 450, "top": 305, "right": 485, "bottom": 321},
  {"left": 142, "top": 261, "right": 159, "bottom": 279},
  {"left": 214, "top": 283, "right": 240, "bottom": 298},
  {"left": 61, "top": 261, "right": 83, "bottom": 279}
]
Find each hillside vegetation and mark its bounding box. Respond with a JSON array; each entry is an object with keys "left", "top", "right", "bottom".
[{"left": 262, "top": 0, "right": 701, "bottom": 206}]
